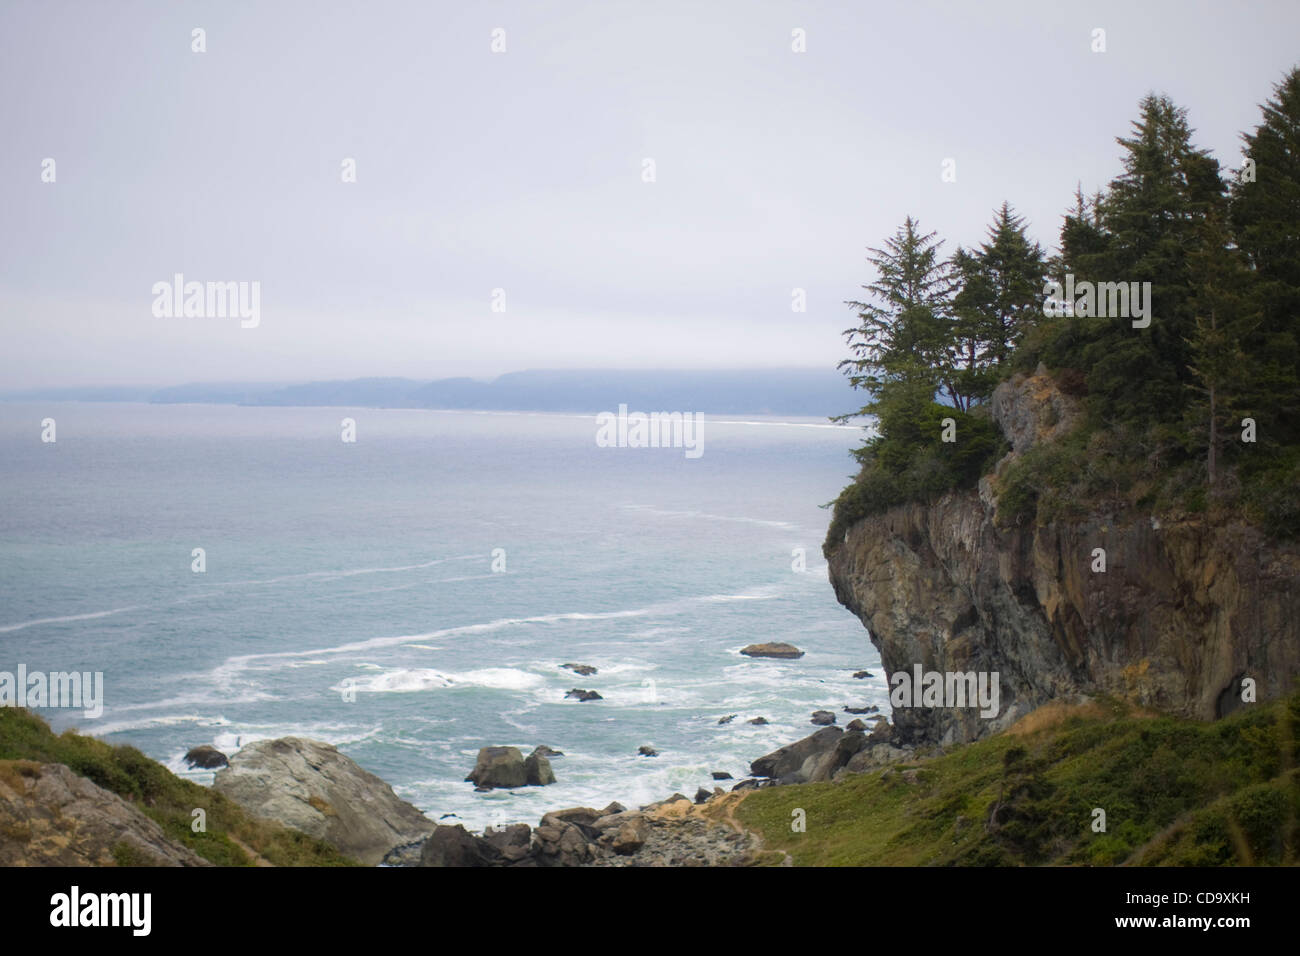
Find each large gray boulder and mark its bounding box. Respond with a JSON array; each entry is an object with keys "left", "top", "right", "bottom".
[
  {"left": 212, "top": 737, "right": 434, "bottom": 865},
  {"left": 749, "top": 727, "right": 842, "bottom": 779},
  {"left": 466, "top": 746, "right": 528, "bottom": 789},
  {"left": 419, "top": 824, "right": 498, "bottom": 867},
  {"left": 524, "top": 747, "right": 556, "bottom": 785}
]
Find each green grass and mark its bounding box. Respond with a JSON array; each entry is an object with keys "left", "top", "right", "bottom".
[
  {"left": 736, "top": 693, "right": 1300, "bottom": 866},
  {"left": 0, "top": 708, "right": 359, "bottom": 866}
]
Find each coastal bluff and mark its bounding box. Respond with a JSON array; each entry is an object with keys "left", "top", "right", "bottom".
[{"left": 825, "top": 367, "right": 1300, "bottom": 748}]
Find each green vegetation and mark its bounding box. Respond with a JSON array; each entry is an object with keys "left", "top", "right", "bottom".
[
  {"left": 735, "top": 692, "right": 1300, "bottom": 866},
  {"left": 0, "top": 708, "right": 358, "bottom": 866},
  {"left": 828, "top": 67, "right": 1300, "bottom": 546}
]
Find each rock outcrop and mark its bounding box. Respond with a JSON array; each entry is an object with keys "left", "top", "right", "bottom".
[
  {"left": 825, "top": 366, "right": 1300, "bottom": 747},
  {"left": 183, "top": 745, "right": 228, "bottom": 769},
  {"left": 739, "top": 642, "right": 804, "bottom": 659},
  {"left": 413, "top": 798, "right": 757, "bottom": 868},
  {"left": 749, "top": 727, "right": 842, "bottom": 781},
  {"left": 0, "top": 761, "right": 210, "bottom": 866},
  {"left": 212, "top": 737, "right": 434, "bottom": 865},
  {"left": 524, "top": 747, "right": 556, "bottom": 785}
]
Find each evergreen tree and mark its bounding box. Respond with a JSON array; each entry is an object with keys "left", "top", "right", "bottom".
[
  {"left": 1230, "top": 66, "right": 1300, "bottom": 448},
  {"left": 949, "top": 203, "right": 1047, "bottom": 406},
  {"left": 1044, "top": 94, "right": 1221, "bottom": 427},
  {"left": 837, "top": 216, "right": 954, "bottom": 419},
  {"left": 1183, "top": 207, "right": 1258, "bottom": 490}
]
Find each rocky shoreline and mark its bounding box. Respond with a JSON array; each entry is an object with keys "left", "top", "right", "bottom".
[{"left": 195, "top": 693, "right": 915, "bottom": 867}]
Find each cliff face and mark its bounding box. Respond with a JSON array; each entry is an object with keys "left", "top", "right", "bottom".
[{"left": 826, "top": 368, "right": 1300, "bottom": 747}]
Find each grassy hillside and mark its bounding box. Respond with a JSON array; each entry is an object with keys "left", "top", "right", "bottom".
[
  {"left": 0, "top": 708, "right": 358, "bottom": 866},
  {"left": 736, "top": 693, "right": 1300, "bottom": 866}
]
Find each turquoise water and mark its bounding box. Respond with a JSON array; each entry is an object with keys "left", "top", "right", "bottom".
[{"left": 0, "top": 402, "right": 887, "bottom": 829}]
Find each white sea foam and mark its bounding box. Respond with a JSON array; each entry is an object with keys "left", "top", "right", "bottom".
[
  {"left": 336, "top": 666, "right": 544, "bottom": 695},
  {"left": 0, "top": 605, "right": 141, "bottom": 634},
  {"left": 618, "top": 503, "right": 796, "bottom": 529},
  {"left": 92, "top": 713, "right": 233, "bottom": 736},
  {"left": 198, "top": 554, "right": 482, "bottom": 589}
]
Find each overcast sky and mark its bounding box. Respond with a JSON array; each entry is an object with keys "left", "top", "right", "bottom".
[{"left": 2, "top": 0, "right": 1297, "bottom": 388}]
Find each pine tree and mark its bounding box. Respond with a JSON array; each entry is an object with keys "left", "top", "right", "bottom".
[
  {"left": 837, "top": 216, "right": 955, "bottom": 420},
  {"left": 1184, "top": 207, "right": 1257, "bottom": 491},
  {"left": 1043, "top": 94, "right": 1222, "bottom": 427},
  {"left": 1229, "top": 66, "right": 1300, "bottom": 447},
  {"left": 949, "top": 203, "right": 1047, "bottom": 406}
]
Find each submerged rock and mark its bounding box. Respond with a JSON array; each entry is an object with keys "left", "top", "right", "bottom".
[
  {"left": 637, "top": 745, "right": 659, "bottom": 757},
  {"left": 565, "top": 688, "right": 602, "bottom": 702},
  {"left": 561, "top": 662, "right": 598, "bottom": 677},
  {"left": 810, "top": 710, "right": 836, "bottom": 725}
]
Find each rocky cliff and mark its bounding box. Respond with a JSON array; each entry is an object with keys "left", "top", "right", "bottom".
[
  {"left": 825, "top": 367, "right": 1300, "bottom": 747},
  {"left": 0, "top": 760, "right": 210, "bottom": 866}
]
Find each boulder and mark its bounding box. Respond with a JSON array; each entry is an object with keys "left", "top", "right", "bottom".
[
  {"left": 852, "top": 670, "right": 874, "bottom": 679},
  {"left": 599, "top": 801, "right": 626, "bottom": 816},
  {"left": 540, "top": 807, "right": 601, "bottom": 831},
  {"left": 717, "top": 714, "right": 737, "bottom": 725},
  {"left": 419, "top": 824, "right": 497, "bottom": 867},
  {"left": 747, "top": 717, "right": 769, "bottom": 726},
  {"left": 212, "top": 737, "right": 434, "bottom": 865},
  {"left": 750, "top": 727, "right": 842, "bottom": 779},
  {"left": 565, "top": 688, "right": 602, "bottom": 702},
  {"left": 561, "top": 662, "right": 598, "bottom": 677},
  {"left": 846, "top": 719, "right": 867, "bottom": 733},
  {"left": 483, "top": 823, "right": 533, "bottom": 863},
  {"left": 465, "top": 746, "right": 528, "bottom": 789},
  {"left": 532, "top": 816, "right": 596, "bottom": 866},
  {"left": 810, "top": 710, "right": 836, "bottom": 725},
  {"left": 183, "top": 745, "right": 228, "bottom": 770},
  {"left": 637, "top": 745, "right": 659, "bottom": 757},
  {"left": 524, "top": 748, "right": 556, "bottom": 786},
  {"left": 806, "top": 731, "right": 870, "bottom": 783},
  {"left": 841, "top": 742, "right": 912, "bottom": 775},
  {"left": 739, "top": 642, "right": 804, "bottom": 659},
  {"left": 694, "top": 787, "right": 713, "bottom": 804},
  {"left": 611, "top": 815, "right": 649, "bottom": 855},
  {"left": 0, "top": 761, "right": 210, "bottom": 866},
  {"left": 711, "top": 771, "right": 733, "bottom": 780}
]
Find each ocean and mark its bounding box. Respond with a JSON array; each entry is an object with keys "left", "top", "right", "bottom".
[{"left": 0, "top": 401, "right": 887, "bottom": 830}]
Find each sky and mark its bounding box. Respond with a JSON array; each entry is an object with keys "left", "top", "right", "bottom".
[{"left": 1, "top": 0, "right": 1298, "bottom": 388}]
